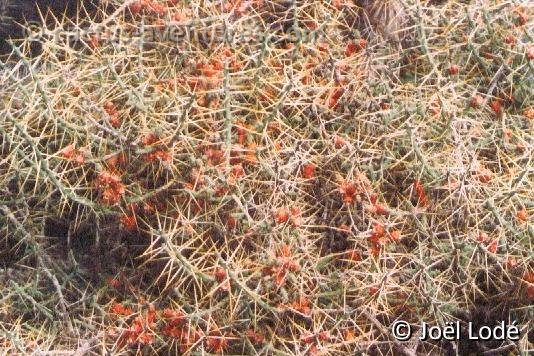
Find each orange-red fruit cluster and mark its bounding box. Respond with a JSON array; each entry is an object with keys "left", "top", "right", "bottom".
[
  {"left": 120, "top": 213, "right": 137, "bottom": 231},
  {"left": 344, "top": 249, "right": 361, "bottom": 262},
  {"left": 205, "top": 147, "right": 225, "bottom": 166},
  {"left": 286, "top": 296, "right": 312, "bottom": 316},
  {"left": 327, "top": 88, "right": 345, "bottom": 108},
  {"left": 228, "top": 164, "right": 245, "bottom": 185},
  {"left": 275, "top": 207, "right": 302, "bottom": 226},
  {"left": 367, "top": 223, "right": 400, "bottom": 256},
  {"left": 59, "top": 144, "right": 85, "bottom": 166},
  {"left": 345, "top": 38, "right": 367, "bottom": 56},
  {"left": 116, "top": 304, "right": 157, "bottom": 346},
  {"left": 369, "top": 194, "right": 389, "bottom": 215},
  {"left": 302, "top": 163, "right": 316, "bottom": 179},
  {"left": 448, "top": 64, "right": 460, "bottom": 75},
  {"left": 490, "top": 99, "right": 502, "bottom": 115},
  {"left": 413, "top": 180, "right": 428, "bottom": 206},
  {"left": 235, "top": 121, "right": 251, "bottom": 145},
  {"left": 516, "top": 209, "right": 528, "bottom": 222},
  {"left": 205, "top": 330, "right": 234, "bottom": 353},
  {"left": 103, "top": 101, "right": 121, "bottom": 128},
  {"left": 111, "top": 302, "right": 133, "bottom": 316},
  {"left": 141, "top": 133, "right": 172, "bottom": 164},
  {"left": 161, "top": 309, "right": 199, "bottom": 352},
  {"left": 487, "top": 239, "right": 498, "bottom": 253},
  {"left": 230, "top": 142, "right": 258, "bottom": 165},
  {"left": 130, "top": 0, "right": 168, "bottom": 16},
  {"left": 213, "top": 267, "right": 231, "bottom": 292},
  {"left": 95, "top": 171, "right": 125, "bottom": 205},
  {"left": 476, "top": 167, "right": 492, "bottom": 183},
  {"left": 334, "top": 135, "right": 346, "bottom": 148},
  {"left": 263, "top": 244, "right": 300, "bottom": 287},
  {"left": 339, "top": 180, "right": 357, "bottom": 203},
  {"left": 388, "top": 230, "right": 402, "bottom": 242},
  {"left": 476, "top": 233, "right": 498, "bottom": 253}
]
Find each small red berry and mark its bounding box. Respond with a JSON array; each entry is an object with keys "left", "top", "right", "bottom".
[
  {"left": 448, "top": 64, "right": 460, "bottom": 75},
  {"left": 130, "top": 1, "right": 143, "bottom": 15},
  {"left": 231, "top": 164, "right": 245, "bottom": 178},
  {"left": 487, "top": 239, "right": 498, "bottom": 253},
  {"left": 504, "top": 256, "right": 517, "bottom": 269},
  {"left": 318, "top": 331, "right": 330, "bottom": 342},
  {"left": 344, "top": 249, "right": 361, "bottom": 262},
  {"left": 275, "top": 208, "right": 290, "bottom": 224},
  {"left": 60, "top": 144, "right": 75, "bottom": 159},
  {"left": 226, "top": 216, "right": 237, "bottom": 230},
  {"left": 371, "top": 203, "right": 389, "bottom": 216},
  {"left": 89, "top": 35, "right": 99, "bottom": 49},
  {"left": 490, "top": 99, "right": 502, "bottom": 115},
  {"left": 214, "top": 267, "right": 226, "bottom": 282},
  {"left": 344, "top": 39, "right": 366, "bottom": 56},
  {"left": 504, "top": 34, "right": 516, "bottom": 45},
  {"left": 334, "top": 135, "right": 346, "bottom": 148},
  {"left": 516, "top": 209, "right": 528, "bottom": 222},
  {"left": 302, "top": 163, "right": 316, "bottom": 179},
  {"left": 388, "top": 230, "right": 401, "bottom": 242},
  {"left": 120, "top": 214, "right": 137, "bottom": 231},
  {"left": 476, "top": 168, "right": 492, "bottom": 183}
]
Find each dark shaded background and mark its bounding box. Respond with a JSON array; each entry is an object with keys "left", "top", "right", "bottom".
[{"left": 0, "top": 0, "right": 101, "bottom": 56}]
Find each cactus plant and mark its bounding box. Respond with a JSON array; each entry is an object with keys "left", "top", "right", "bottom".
[{"left": 0, "top": 0, "right": 532, "bottom": 354}]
